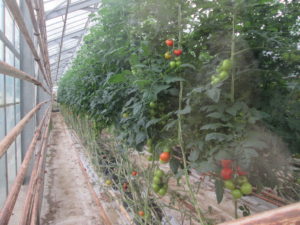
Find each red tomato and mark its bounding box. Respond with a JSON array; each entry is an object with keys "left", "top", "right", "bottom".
[
  {"left": 122, "top": 182, "right": 128, "bottom": 191},
  {"left": 132, "top": 171, "right": 138, "bottom": 176},
  {"left": 165, "top": 39, "right": 174, "bottom": 46},
  {"left": 173, "top": 49, "right": 182, "bottom": 56},
  {"left": 159, "top": 152, "right": 171, "bottom": 163},
  {"left": 220, "top": 159, "right": 232, "bottom": 168},
  {"left": 138, "top": 211, "right": 145, "bottom": 217},
  {"left": 237, "top": 167, "right": 247, "bottom": 176},
  {"left": 221, "top": 168, "right": 233, "bottom": 180}
]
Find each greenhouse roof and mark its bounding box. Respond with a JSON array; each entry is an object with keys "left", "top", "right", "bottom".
[{"left": 44, "top": 0, "right": 100, "bottom": 85}]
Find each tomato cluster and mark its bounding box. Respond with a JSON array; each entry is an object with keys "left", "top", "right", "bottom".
[
  {"left": 148, "top": 101, "right": 165, "bottom": 120},
  {"left": 220, "top": 159, "right": 253, "bottom": 199},
  {"left": 152, "top": 169, "right": 168, "bottom": 196},
  {"left": 211, "top": 59, "right": 232, "bottom": 85},
  {"left": 164, "top": 39, "right": 182, "bottom": 69}
]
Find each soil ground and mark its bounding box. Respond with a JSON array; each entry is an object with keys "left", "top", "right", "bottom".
[{"left": 40, "top": 112, "right": 104, "bottom": 225}]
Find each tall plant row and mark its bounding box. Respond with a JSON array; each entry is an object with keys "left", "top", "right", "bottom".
[{"left": 58, "top": 0, "right": 300, "bottom": 221}]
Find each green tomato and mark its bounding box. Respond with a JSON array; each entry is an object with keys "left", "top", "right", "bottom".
[
  {"left": 221, "top": 59, "right": 232, "bottom": 71},
  {"left": 149, "top": 101, "right": 157, "bottom": 108},
  {"left": 240, "top": 183, "right": 253, "bottom": 195},
  {"left": 170, "top": 61, "right": 176, "bottom": 68},
  {"left": 150, "top": 109, "right": 156, "bottom": 116},
  {"left": 297, "top": 178, "right": 300, "bottom": 185},
  {"left": 219, "top": 71, "right": 229, "bottom": 79},
  {"left": 211, "top": 77, "right": 219, "bottom": 85},
  {"left": 175, "top": 61, "right": 182, "bottom": 67},
  {"left": 122, "top": 113, "right": 129, "bottom": 118},
  {"left": 224, "top": 180, "right": 235, "bottom": 190},
  {"left": 231, "top": 189, "right": 242, "bottom": 199},
  {"left": 146, "top": 139, "right": 153, "bottom": 147},
  {"left": 147, "top": 155, "right": 153, "bottom": 161},
  {"left": 152, "top": 183, "right": 160, "bottom": 193},
  {"left": 237, "top": 176, "right": 248, "bottom": 185},
  {"left": 105, "top": 180, "right": 112, "bottom": 185},
  {"left": 153, "top": 176, "right": 161, "bottom": 185},
  {"left": 154, "top": 169, "right": 164, "bottom": 177},
  {"left": 148, "top": 145, "right": 154, "bottom": 153},
  {"left": 175, "top": 57, "right": 181, "bottom": 61},
  {"left": 158, "top": 187, "right": 167, "bottom": 196}
]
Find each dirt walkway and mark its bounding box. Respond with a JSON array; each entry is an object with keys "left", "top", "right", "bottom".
[{"left": 40, "top": 113, "right": 103, "bottom": 225}]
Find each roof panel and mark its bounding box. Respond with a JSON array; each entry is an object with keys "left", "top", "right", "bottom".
[{"left": 44, "top": 0, "right": 100, "bottom": 84}]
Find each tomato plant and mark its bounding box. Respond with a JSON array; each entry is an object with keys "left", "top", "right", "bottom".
[{"left": 58, "top": 0, "right": 300, "bottom": 223}]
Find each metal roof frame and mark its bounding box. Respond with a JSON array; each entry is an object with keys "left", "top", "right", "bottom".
[{"left": 43, "top": 0, "right": 100, "bottom": 85}]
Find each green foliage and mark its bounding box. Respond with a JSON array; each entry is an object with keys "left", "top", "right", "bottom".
[{"left": 58, "top": 0, "right": 300, "bottom": 195}]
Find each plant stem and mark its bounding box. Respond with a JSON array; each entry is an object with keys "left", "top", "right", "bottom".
[
  {"left": 230, "top": 13, "right": 236, "bottom": 103},
  {"left": 177, "top": 4, "right": 207, "bottom": 224},
  {"left": 234, "top": 200, "right": 238, "bottom": 219}
]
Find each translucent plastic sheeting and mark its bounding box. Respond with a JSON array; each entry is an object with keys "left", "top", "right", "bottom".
[{"left": 43, "top": 0, "right": 100, "bottom": 84}]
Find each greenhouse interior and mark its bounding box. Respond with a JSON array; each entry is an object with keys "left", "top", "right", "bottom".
[{"left": 0, "top": 0, "right": 299, "bottom": 224}]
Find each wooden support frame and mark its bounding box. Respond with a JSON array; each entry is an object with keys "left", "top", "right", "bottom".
[
  {"left": 19, "top": 109, "right": 52, "bottom": 225},
  {"left": 219, "top": 202, "right": 300, "bottom": 225},
  {"left": 0, "top": 101, "right": 49, "bottom": 158},
  {"left": 30, "top": 121, "right": 51, "bottom": 225},
  {"left": 34, "top": 0, "right": 53, "bottom": 86},
  {"left": 4, "top": 0, "right": 52, "bottom": 89},
  {"left": 0, "top": 61, "right": 50, "bottom": 94},
  {"left": 25, "top": 0, "right": 52, "bottom": 87},
  {"left": 0, "top": 107, "right": 51, "bottom": 225}
]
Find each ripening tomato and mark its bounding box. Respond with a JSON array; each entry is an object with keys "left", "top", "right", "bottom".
[
  {"left": 159, "top": 152, "right": 171, "bottom": 163},
  {"left": 122, "top": 182, "right": 128, "bottom": 191},
  {"left": 138, "top": 211, "right": 145, "bottom": 217},
  {"left": 173, "top": 49, "right": 182, "bottom": 56},
  {"left": 165, "top": 39, "right": 174, "bottom": 46},
  {"left": 164, "top": 52, "right": 172, "bottom": 60},
  {"left": 132, "top": 171, "right": 138, "bottom": 176},
  {"left": 221, "top": 168, "right": 233, "bottom": 180},
  {"left": 220, "top": 159, "right": 232, "bottom": 168}
]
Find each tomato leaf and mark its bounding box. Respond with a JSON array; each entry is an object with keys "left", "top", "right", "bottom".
[
  {"left": 188, "top": 149, "right": 200, "bottom": 162},
  {"left": 206, "top": 87, "right": 220, "bottom": 103},
  {"left": 176, "top": 105, "right": 191, "bottom": 115},
  {"left": 215, "top": 179, "right": 224, "bottom": 204},
  {"left": 170, "top": 158, "right": 180, "bottom": 174},
  {"left": 164, "top": 76, "right": 186, "bottom": 83}
]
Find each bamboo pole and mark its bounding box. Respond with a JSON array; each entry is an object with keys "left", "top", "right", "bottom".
[
  {"left": 0, "top": 61, "right": 50, "bottom": 94},
  {"left": 30, "top": 118, "right": 51, "bottom": 225},
  {"left": 218, "top": 202, "right": 300, "bottom": 225},
  {"left": 19, "top": 110, "right": 52, "bottom": 225},
  {"left": 4, "top": 0, "right": 51, "bottom": 88},
  {"left": 35, "top": 0, "right": 52, "bottom": 84},
  {"left": 25, "top": 0, "right": 51, "bottom": 87},
  {"left": 0, "top": 106, "right": 51, "bottom": 225},
  {"left": 0, "top": 101, "right": 49, "bottom": 158}
]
